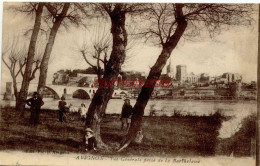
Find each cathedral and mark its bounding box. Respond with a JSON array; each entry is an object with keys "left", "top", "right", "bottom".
[{"left": 166, "top": 59, "right": 175, "bottom": 78}]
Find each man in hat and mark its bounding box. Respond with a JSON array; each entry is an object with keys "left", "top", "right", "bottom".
[
  {"left": 85, "top": 128, "right": 97, "bottom": 151},
  {"left": 26, "top": 92, "right": 44, "bottom": 125},
  {"left": 120, "top": 98, "right": 133, "bottom": 131},
  {"left": 58, "top": 96, "right": 67, "bottom": 122}
]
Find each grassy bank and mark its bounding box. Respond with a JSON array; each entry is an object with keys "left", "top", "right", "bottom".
[
  {"left": 0, "top": 106, "right": 253, "bottom": 157},
  {"left": 216, "top": 114, "right": 256, "bottom": 157}
]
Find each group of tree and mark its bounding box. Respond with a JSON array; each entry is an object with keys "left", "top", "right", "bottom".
[
  {"left": 2, "top": 2, "right": 85, "bottom": 115},
  {"left": 2, "top": 2, "right": 255, "bottom": 151}
]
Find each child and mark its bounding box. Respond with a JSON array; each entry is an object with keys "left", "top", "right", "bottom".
[
  {"left": 68, "top": 104, "right": 77, "bottom": 113},
  {"left": 121, "top": 98, "right": 132, "bottom": 131},
  {"left": 78, "top": 103, "right": 87, "bottom": 121},
  {"left": 85, "top": 128, "right": 97, "bottom": 152}
]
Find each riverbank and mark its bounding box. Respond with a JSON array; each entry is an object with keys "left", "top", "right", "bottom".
[
  {"left": 0, "top": 107, "right": 255, "bottom": 157},
  {"left": 1, "top": 98, "right": 256, "bottom": 117}
]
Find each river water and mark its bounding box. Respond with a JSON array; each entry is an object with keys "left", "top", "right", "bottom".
[{"left": 1, "top": 97, "right": 256, "bottom": 138}]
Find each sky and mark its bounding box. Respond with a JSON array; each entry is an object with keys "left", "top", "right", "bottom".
[{"left": 1, "top": 2, "right": 259, "bottom": 92}]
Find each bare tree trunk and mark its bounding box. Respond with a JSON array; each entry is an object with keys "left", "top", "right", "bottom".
[
  {"left": 119, "top": 5, "right": 188, "bottom": 151},
  {"left": 37, "top": 3, "right": 70, "bottom": 91},
  {"left": 85, "top": 88, "right": 113, "bottom": 149},
  {"left": 16, "top": 3, "right": 44, "bottom": 114},
  {"left": 12, "top": 74, "right": 18, "bottom": 98},
  {"left": 85, "top": 5, "right": 127, "bottom": 150}
]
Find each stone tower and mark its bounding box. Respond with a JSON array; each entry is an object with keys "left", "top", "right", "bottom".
[
  {"left": 176, "top": 65, "right": 187, "bottom": 82},
  {"left": 3, "top": 82, "right": 12, "bottom": 100}
]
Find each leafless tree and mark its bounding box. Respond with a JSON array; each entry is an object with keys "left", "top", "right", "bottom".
[
  {"left": 37, "top": 2, "right": 88, "bottom": 91},
  {"left": 80, "top": 3, "right": 146, "bottom": 150},
  {"left": 79, "top": 21, "right": 111, "bottom": 82},
  {"left": 10, "top": 3, "right": 44, "bottom": 114},
  {"left": 118, "top": 3, "right": 255, "bottom": 151},
  {"left": 2, "top": 37, "right": 27, "bottom": 99},
  {"left": 9, "top": 2, "right": 87, "bottom": 112},
  {"left": 78, "top": 19, "right": 139, "bottom": 83},
  {"left": 2, "top": 35, "right": 44, "bottom": 100}
]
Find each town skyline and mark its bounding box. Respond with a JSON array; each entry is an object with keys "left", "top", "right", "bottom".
[{"left": 51, "top": 61, "right": 253, "bottom": 83}]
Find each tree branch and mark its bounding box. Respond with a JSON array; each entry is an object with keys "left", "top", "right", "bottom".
[
  {"left": 19, "top": 59, "right": 26, "bottom": 77},
  {"left": 184, "top": 5, "right": 213, "bottom": 18},
  {"left": 16, "top": 60, "right": 26, "bottom": 78},
  {"left": 44, "top": 3, "right": 58, "bottom": 17},
  {"left": 80, "top": 50, "right": 96, "bottom": 69},
  {"left": 12, "top": 60, "right": 17, "bottom": 74},
  {"left": 93, "top": 55, "right": 105, "bottom": 64},
  {"left": 29, "top": 60, "right": 40, "bottom": 81},
  {"left": 2, "top": 57, "right": 12, "bottom": 71}
]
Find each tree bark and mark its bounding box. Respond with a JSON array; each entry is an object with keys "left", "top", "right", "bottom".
[
  {"left": 119, "top": 4, "right": 188, "bottom": 151},
  {"left": 37, "top": 3, "right": 70, "bottom": 91},
  {"left": 16, "top": 3, "right": 44, "bottom": 114},
  {"left": 12, "top": 74, "right": 18, "bottom": 98},
  {"left": 85, "top": 5, "right": 127, "bottom": 150}
]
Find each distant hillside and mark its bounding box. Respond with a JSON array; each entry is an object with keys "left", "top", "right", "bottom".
[{"left": 62, "top": 67, "right": 103, "bottom": 77}]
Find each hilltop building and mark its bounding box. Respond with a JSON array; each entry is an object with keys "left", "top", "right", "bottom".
[
  {"left": 53, "top": 70, "right": 69, "bottom": 85},
  {"left": 175, "top": 65, "right": 199, "bottom": 83},
  {"left": 186, "top": 72, "right": 199, "bottom": 83},
  {"left": 176, "top": 65, "right": 187, "bottom": 82},
  {"left": 166, "top": 59, "right": 175, "bottom": 78},
  {"left": 222, "top": 73, "right": 242, "bottom": 83},
  {"left": 200, "top": 73, "right": 212, "bottom": 83}
]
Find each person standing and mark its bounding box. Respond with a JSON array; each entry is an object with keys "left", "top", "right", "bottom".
[
  {"left": 26, "top": 92, "right": 44, "bottom": 126},
  {"left": 121, "top": 98, "right": 133, "bottom": 131},
  {"left": 58, "top": 96, "right": 67, "bottom": 122},
  {"left": 78, "top": 103, "right": 87, "bottom": 121}
]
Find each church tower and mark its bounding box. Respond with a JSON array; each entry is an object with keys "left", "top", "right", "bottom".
[
  {"left": 166, "top": 59, "right": 175, "bottom": 78},
  {"left": 176, "top": 65, "right": 187, "bottom": 82}
]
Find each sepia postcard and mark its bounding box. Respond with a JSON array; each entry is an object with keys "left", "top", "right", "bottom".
[{"left": 0, "top": 1, "right": 259, "bottom": 166}]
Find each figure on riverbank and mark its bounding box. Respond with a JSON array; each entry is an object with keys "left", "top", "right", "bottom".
[
  {"left": 85, "top": 128, "right": 97, "bottom": 152},
  {"left": 26, "top": 92, "right": 44, "bottom": 126},
  {"left": 68, "top": 104, "right": 77, "bottom": 113},
  {"left": 149, "top": 104, "right": 156, "bottom": 116},
  {"left": 58, "top": 96, "right": 67, "bottom": 122},
  {"left": 78, "top": 103, "right": 87, "bottom": 121},
  {"left": 121, "top": 98, "right": 133, "bottom": 131}
]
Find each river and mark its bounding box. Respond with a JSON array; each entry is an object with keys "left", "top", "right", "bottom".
[{"left": 1, "top": 97, "right": 256, "bottom": 138}]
